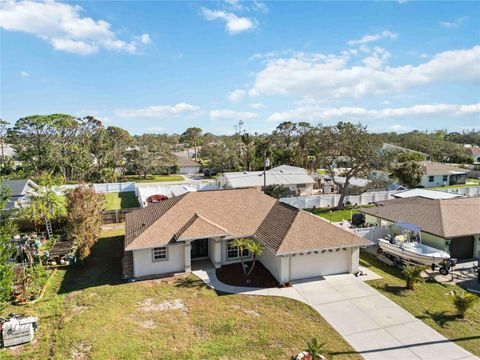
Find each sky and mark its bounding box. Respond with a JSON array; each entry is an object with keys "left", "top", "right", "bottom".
[{"left": 1, "top": 0, "right": 479, "bottom": 135}]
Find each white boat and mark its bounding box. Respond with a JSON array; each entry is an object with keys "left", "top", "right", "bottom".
[
  {"left": 378, "top": 238, "right": 450, "bottom": 266},
  {"left": 377, "top": 222, "right": 452, "bottom": 274}
]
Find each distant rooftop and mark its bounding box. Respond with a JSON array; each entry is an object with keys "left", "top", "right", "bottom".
[
  {"left": 419, "top": 161, "right": 467, "bottom": 176},
  {"left": 223, "top": 165, "right": 315, "bottom": 188},
  {"left": 392, "top": 188, "right": 461, "bottom": 200}
]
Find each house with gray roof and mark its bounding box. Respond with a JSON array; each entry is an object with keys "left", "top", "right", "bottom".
[
  {"left": 1, "top": 179, "right": 39, "bottom": 211},
  {"left": 221, "top": 165, "right": 315, "bottom": 196},
  {"left": 418, "top": 161, "right": 468, "bottom": 188},
  {"left": 361, "top": 196, "right": 480, "bottom": 260},
  {"left": 123, "top": 188, "right": 369, "bottom": 282}
]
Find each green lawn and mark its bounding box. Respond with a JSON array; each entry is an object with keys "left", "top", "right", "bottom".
[
  {"left": 123, "top": 174, "right": 184, "bottom": 183},
  {"left": 309, "top": 205, "right": 375, "bottom": 223},
  {"left": 360, "top": 251, "right": 480, "bottom": 356},
  {"left": 104, "top": 191, "right": 139, "bottom": 210},
  {"left": 0, "top": 226, "right": 360, "bottom": 360}
]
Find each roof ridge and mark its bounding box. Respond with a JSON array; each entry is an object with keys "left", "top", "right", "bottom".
[
  {"left": 437, "top": 199, "right": 447, "bottom": 237},
  {"left": 266, "top": 203, "right": 301, "bottom": 254}
]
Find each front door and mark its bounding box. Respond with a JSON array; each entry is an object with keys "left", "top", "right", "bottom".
[{"left": 191, "top": 238, "right": 209, "bottom": 259}]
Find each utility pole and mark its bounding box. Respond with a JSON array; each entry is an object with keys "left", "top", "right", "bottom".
[{"left": 263, "top": 149, "right": 270, "bottom": 193}]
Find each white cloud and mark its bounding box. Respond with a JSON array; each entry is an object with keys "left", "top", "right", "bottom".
[
  {"left": 116, "top": 103, "right": 201, "bottom": 119},
  {"left": 440, "top": 16, "right": 468, "bottom": 28},
  {"left": 250, "top": 45, "right": 480, "bottom": 100},
  {"left": 20, "top": 70, "right": 30, "bottom": 77},
  {"left": 209, "top": 109, "right": 258, "bottom": 120},
  {"left": 250, "top": 102, "right": 266, "bottom": 109},
  {"left": 347, "top": 30, "right": 398, "bottom": 46},
  {"left": 228, "top": 89, "right": 247, "bottom": 102},
  {"left": 201, "top": 8, "right": 255, "bottom": 34},
  {"left": 268, "top": 103, "right": 480, "bottom": 123},
  {"left": 0, "top": 0, "right": 151, "bottom": 55}
]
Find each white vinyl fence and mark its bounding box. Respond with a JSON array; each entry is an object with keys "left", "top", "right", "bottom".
[
  {"left": 54, "top": 182, "right": 136, "bottom": 194},
  {"left": 441, "top": 186, "right": 480, "bottom": 197},
  {"left": 280, "top": 190, "right": 401, "bottom": 209}
]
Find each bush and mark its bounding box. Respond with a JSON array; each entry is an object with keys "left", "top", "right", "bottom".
[{"left": 451, "top": 291, "right": 478, "bottom": 319}]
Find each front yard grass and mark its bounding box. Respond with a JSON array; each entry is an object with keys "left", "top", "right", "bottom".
[
  {"left": 0, "top": 225, "right": 360, "bottom": 360},
  {"left": 104, "top": 191, "right": 139, "bottom": 210},
  {"left": 360, "top": 251, "right": 480, "bottom": 356},
  {"left": 123, "top": 174, "right": 184, "bottom": 183}
]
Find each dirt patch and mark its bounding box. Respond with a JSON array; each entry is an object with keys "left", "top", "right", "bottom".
[
  {"left": 244, "top": 309, "right": 260, "bottom": 317},
  {"left": 70, "top": 342, "right": 92, "bottom": 360},
  {"left": 72, "top": 304, "right": 88, "bottom": 315},
  {"left": 216, "top": 261, "right": 278, "bottom": 288},
  {"left": 137, "top": 298, "right": 185, "bottom": 312}
]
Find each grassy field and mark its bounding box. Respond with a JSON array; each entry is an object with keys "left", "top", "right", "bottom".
[
  {"left": 0, "top": 226, "right": 360, "bottom": 360},
  {"left": 123, "top": 174, "right": 184, "bottom": 183},
  {"left": 309, "top": 205, "right": 375, "bottom": 223},
  {"left": 104, "top": 191, "right": 139, "bottom": 210},
  {"left": 360, "top": 251, "right": 480, "bottom": 356}
]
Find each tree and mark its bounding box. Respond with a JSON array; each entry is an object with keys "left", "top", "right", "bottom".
[
  {"left": 180, "top": 127, "right": 203, "bottom": 161},
  {"left": 264, "top": 184, "right": 292, "bottom": 199},
  {"left": 0, "top": 119, "right": 9, "bottom": 173},
  {"left": 66, "top": 184, "right": 105, "bottom": 261},
  {"left": 199, "top": 139, "right": 241, "bottom": 172},
  {"left": 397, "top": 151, "right": 425, "bottom": 162},
  {"left": 315, "top": 122, "right": 381, "bottom": 209},
  {"left": 390, "top": 161, "right": 423, "bottom": 188},
  {"left": 230, "top": 238, "right": 264, "bottom": 278},
  {"left": 0, "top": 186, "right": 17, "bottom": 310},
  {"left": 128, "top": 134, "right": 175, "bottom": 178},
  {"left": 402, "top": 265, "right": 426, "bottom": 290},
  {"left": 450, "top": 290, "right": 478, "bottom": 319}
]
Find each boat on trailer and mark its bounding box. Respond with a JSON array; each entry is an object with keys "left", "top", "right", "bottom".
[{"left": 377, "top": 222, "right": 454, "bottom": 275}]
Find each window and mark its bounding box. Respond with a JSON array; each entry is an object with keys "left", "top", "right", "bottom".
[
  {"left": 442, "top": 175, "right": 448, "bottom": 182},
  {"left": 227, "top": 240, "right": 249, "bottom": 259},
  {"left": 152, "top": 247, "right": 167, "bottom": 261},
  {"left": 428, "top": 176, "right": 434, "bottom": 182}
]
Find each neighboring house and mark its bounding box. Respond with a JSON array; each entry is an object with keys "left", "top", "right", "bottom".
[
  {"left": 464, "top": 146, "right": 480, "bottom": 164},
  {"left": 380, "top": 143, "right": 431, "bottom": 160},
  {"left": 222, "top": 165, "right": 315, "bottom": 196},
  {"left": 174, "top": 154, "right": 200, "bottom": 175},
  {"left": 418, "top": 161, "right": 468, "bottom": 188},
  {"left": 123, "top": 188, "right": 369, "bottom": 282},
  {"left": 1, "top": 179, "right": 39, "bottom": 211},
  {"left": 392, "top": 188, "right": 461, "bottom": 200},
  {"left": 362, "top": 196, "right": 480, "bottom": 260}
]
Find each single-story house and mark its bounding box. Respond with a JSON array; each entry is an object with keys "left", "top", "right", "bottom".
[
  {"left": 418, "top": 161, "right": 468, "bottom": 188},
  {"left": 380, "top": 143, "right": 431, "bottom": 161},
  {"left": 123, "top": 188, "right": 370, "bottom": 282},
  {"left": 1, "top": 179, "right": 39, "bottom": 211},
  {"left": 464, "top": 146, "right": 480, "bottom": 164},
  {"left": 392, "top": 188, "right": 461, "bottom": 200},
  {"left": 221, "top": 165, "right": 315, "bottom": 196},
  {"left": 361, "top": 196, "right": 480, "bottom": 260},
  {"left": 174, "top": 155, "right": 200, "bottom": 175}
]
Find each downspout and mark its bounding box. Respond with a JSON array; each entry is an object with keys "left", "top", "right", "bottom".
[{"left": 288, "top": 254, "right": 292, "bottom": 283}]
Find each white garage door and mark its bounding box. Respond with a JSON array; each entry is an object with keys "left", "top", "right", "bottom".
[{"left": 290, "top": 251, "right": 349, "bottom": 281}]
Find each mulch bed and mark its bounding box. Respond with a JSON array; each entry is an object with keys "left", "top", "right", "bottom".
[{"left": 216, "top": 261, "right": 279, "bottom": 288}]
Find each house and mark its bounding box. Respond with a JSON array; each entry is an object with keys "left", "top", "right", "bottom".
[
  {"left": 464, "top": 146, "right": 480, "bottom": 164},
  {"left": 392, "top": 189, "right": 461, "bottom": 200},
  {"left": 380, "top": 143, "right": 431, "bottom": 160},
  {"left": 222, "top": 165, "right": 315, "bottom": 196},
  {"left": 174, "top": 154, "right": 200, "bottom": 175},
  {"left": 1, "top": 179, "right": 39, "bottom": 211},
  {"left": 122, "top": 188, "right": 370, "bottom": 282},
  {"left": 418, "top": 161, "right": 468, "bottom": 188},
  {"left": 361, "top": 196, "right": 480, "bottom": 260}
]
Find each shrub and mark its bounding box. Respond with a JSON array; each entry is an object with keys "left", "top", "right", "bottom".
[{"left": 450, "top": 291, "right": 478, "bottom": 319}]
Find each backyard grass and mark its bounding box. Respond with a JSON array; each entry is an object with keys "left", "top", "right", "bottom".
[
  {"left": 360, "top": 251, "right": 480, "bottom": 356},
  {"left": 104, "top": 191, "right": 139, "bottom": 210},
  {"left": 0, "top": 226, "right": 360, "bottom": 360},
  {"left": 123, "top": 174, "right": 184, "bottom": 183},
  {"left": 309, "top": 205, "right": 375, "bottom": 223}
]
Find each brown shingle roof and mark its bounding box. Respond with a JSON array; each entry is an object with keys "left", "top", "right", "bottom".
[
  {"left": 419, "top": 161, "right": 467, "bottom": 176},
  {"left": 125, "top": 188, "right": 369, "bottom": 254},
  {"left": 175, "top": 155, "right": 199, "bottom": 167},
  {"left": 464, "top": 147, "right": 480, "bottom": 156},
  {"left": 362, "top": 196, "right": 480, "bottom": 238}
]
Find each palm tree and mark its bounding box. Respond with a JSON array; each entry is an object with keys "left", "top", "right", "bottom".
[
  {"left": 231, "top": 238, "right": 264, "bottom": 277},
  {"left": 402, "top": 265, "right": 426, "bottom": 290},
  {"left": 450, "top": 291, "right": 478, "bottom": 319}
]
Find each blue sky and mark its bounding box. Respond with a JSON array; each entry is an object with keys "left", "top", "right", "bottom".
[{"left": 1, "top": 0, "right": 479, "bottom": 135}]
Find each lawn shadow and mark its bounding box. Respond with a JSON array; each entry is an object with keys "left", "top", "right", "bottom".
[
  {"left": 418, "top": 310, "right": 459, "bottom": 328},
  {"left": 58, "top": 235, "right": 125, "bottom": 294},
  {"left": 383, "top": 284, "right": 409, "bottom": 296},
  {"left": 119, "top": 191, "right": 139, "bottom": 209},
  {"left": 174, "top": 276, "right": 205, "bottom": 289}
]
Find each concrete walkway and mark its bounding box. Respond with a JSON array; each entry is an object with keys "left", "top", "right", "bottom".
[{"left": 193, "top": 267, "right": 478, "bottom": 360}]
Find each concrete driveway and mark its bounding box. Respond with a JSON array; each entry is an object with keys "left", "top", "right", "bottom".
[{"left": 293, "top": 274, "right": 478, "bottom": 360}]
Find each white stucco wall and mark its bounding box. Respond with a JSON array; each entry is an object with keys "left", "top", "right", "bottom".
[
  {"left": 419, "top": 175, "right": 449, "bottom": 188},
  {"left": 133, "top": 245, "right": 186, "bottom": 278},
  {"left": 177, "top": 166, "right": 200, "bottom": 174},
  {"left": 257, "top": 247, "right": 283, "bottom": 282}
]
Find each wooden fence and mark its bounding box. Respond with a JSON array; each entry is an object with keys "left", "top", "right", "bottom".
[{"left": 101, "top": 208, "right": 139, "bottom": 224}]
